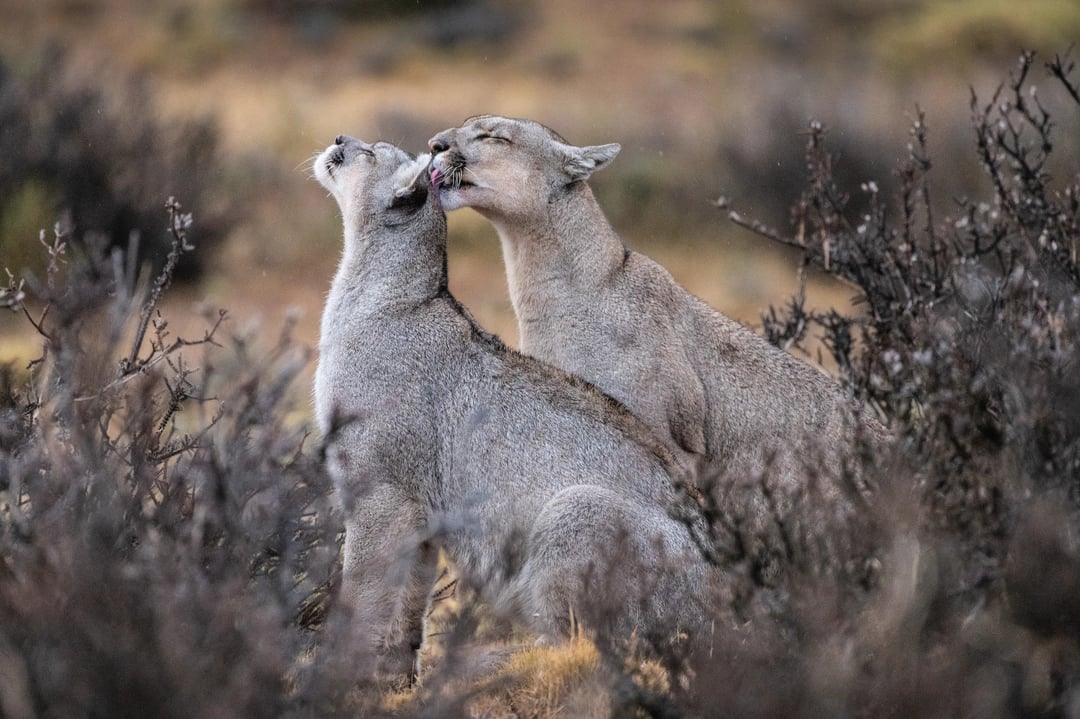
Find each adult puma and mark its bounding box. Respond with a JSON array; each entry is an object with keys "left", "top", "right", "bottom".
[
  {"left": 313, "top": 136, "right": 712, "bottom": 683},
  {"left": 429, "top": 115, "right": 882, "bottom": 490}
]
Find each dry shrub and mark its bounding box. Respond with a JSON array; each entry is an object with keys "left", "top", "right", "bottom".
[
  {"left": 0, "top": 201, "right": 351, "bottom": 718},
  {"left": 702, "top": 48, "right": 1080, "bottom": 717}
]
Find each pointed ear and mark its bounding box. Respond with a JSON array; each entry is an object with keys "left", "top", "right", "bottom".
[
  {"left": 388, "top": 154, "right": 430, "bottom": 211},
  {"left": 559, "top": 142, "right": 621, "bottom": 182},
  {"left": 389, "top": 179, "right": 427, "bottom": 209}
]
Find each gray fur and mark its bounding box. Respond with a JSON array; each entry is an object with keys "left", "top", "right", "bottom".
[
  {"left": 313, "top": 136, "right": 712, "bottom": 682},
  {"left": 428, "top": 115, "right": 886, "bottom": 491}
]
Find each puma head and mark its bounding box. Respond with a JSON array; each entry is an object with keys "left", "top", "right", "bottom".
[
  {"left": 427, "top": 115, "right": 620, "bottom": 217},
  {"left": 315, "top": 135, "right": 431, "bottom": 226}
]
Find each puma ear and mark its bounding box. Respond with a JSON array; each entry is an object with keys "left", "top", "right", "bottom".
[
  {"left": 390, "top": 180, "right": 426, "bottom": 208},
  {"left": 388, "top": 153, "right": 431, "bottom": 211},
  {"left": 560, "top": 142, "right": 621, "bottom": 182}
]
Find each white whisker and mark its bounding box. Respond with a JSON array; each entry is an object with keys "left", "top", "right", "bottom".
[
  {"left": 464, "top": 166, "right": 485, "bottom": 183},
  {"left": 295, "top": 152, "right": 321, "bottom": 174}
]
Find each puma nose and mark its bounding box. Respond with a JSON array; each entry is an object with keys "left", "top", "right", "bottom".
[{"left": 428, "top": 134, "right": 449, "bottom": 154}]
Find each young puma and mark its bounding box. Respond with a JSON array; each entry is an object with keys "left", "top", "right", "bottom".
[
  {"left": 313, "top": 136, "right": 712, "bottom": 683},
  {"left": 428, "top": 115, "right": 883, "bottom": 490}
]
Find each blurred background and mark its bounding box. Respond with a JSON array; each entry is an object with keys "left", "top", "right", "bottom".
[{"left": 2, "top": 0, "right": 1078, "bottom": 381}]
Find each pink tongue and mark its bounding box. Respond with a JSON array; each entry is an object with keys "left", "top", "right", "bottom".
[{"left": 430, "top": 167, "right": 443, "bottom": 185}]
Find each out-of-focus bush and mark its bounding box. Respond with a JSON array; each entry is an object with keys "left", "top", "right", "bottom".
[
  {"left": 0, "top": 47, "right": 229, "bottom": 281},
  {"left": 236, "top": 0, "right": 468, "bottom": 21},
  {"left": 878, "top": 0, "right": 1080, "bottom": 69},
  {"left": 233, "top": 0, "right": 527, "bottom": 72}
]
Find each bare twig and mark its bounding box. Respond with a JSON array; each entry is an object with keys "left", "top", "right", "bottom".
[
  {"left": 1046, "top": 47, "right": 1080, "bottom": 108},
  {"left": 119, "top": 197, "right": 195, "bottom": 378},
  {"left": 74, "top": 309, "right": 226, "bottom": 403}
]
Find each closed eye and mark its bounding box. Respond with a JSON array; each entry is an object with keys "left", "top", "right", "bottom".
[{"left": 475, "top": 132, "right": 510, "bottom": 144}]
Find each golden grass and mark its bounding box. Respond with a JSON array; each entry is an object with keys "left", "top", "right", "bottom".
[
  {"left": 460, "top": 638, "right": 609, "bottom": 719},
  {"left": 383, "top": 575, "right": 681, "bottom": 719},
  {"left": 372, "top": 641, "right": 604, "bottom": 718},
  {"left": 499, "top": 639, "right": 603, "bottom": 710}
]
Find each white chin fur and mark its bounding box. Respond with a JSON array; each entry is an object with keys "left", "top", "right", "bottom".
[
  {"left": 437, "top": 187, "right": 470, "bottom": 211},
  {"left": 314, "top": 144, "right": 338, "bottom": 191}
]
